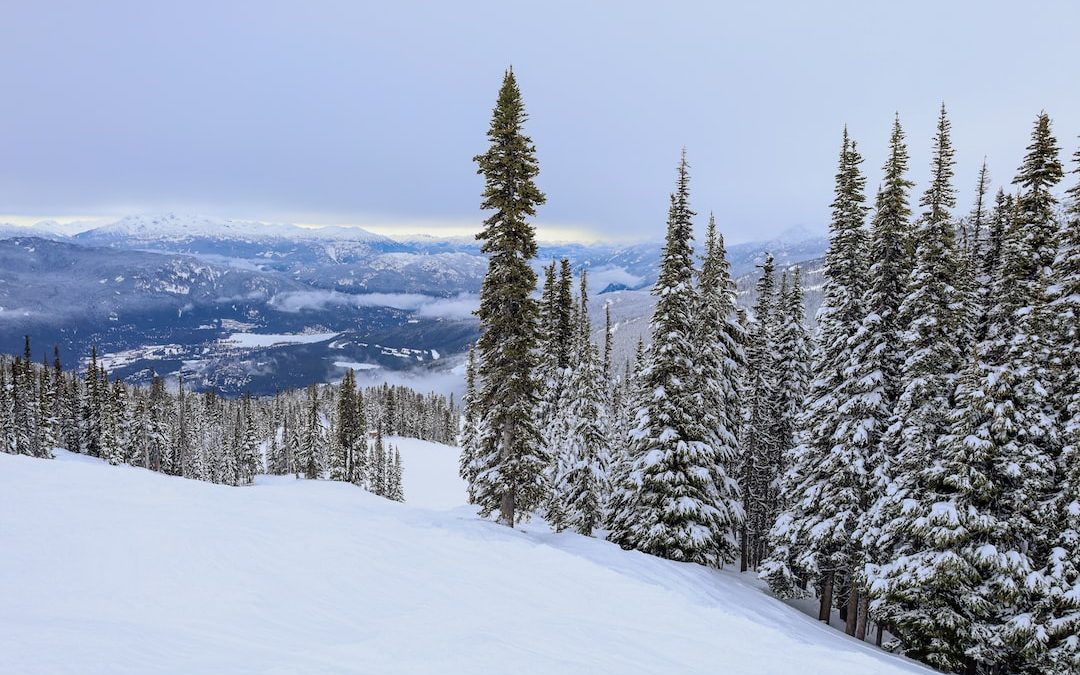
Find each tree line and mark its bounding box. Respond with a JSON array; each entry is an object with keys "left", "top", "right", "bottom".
[
  {"left": 461, "top": 68, "right": 1078, "bottom": 674},
  {"left": 0, "top": 343, "right": 462, "bottom": 503}
]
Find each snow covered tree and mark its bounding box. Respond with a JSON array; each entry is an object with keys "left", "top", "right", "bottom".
[
  {"left": 458, "top": 345, "right": 480, "bottom": 502},
  {"left": 238, "top": 397, "right": 260, "bottom": 484},
  {"left": 610, "top": 151, "right": 734, "bottom": 565},
  {"left": 335, "top": 369, "right": 366, "bottom": 484},
  {"left": 741, "top": 253, "right": 780, "bottom": 571},
  {"left": 692, "top": 213, "right": 745, "bottom": 565},
  {"left": 1010, "top": 131, "right": 1078, "bottom": 674},
  {"left": 299, "top": 383, "right": 326, "bottom": 479},
  {"left": 550, "top": 270, "right": 609, "bottom": 536},
  {"left": 100, "top": 376, "right": 124, "bottom": 466},
  {"left": 762, "top": 128, "right": 868, "bottom": 623},
  {"left": 471, "top": 67, "right": 547, "bottom": 526},
  {"left": 371, "top": 426, "right": 388, "bottom": 496},
  {"left": 387, "top": 447, "right": 405, "bottom": 502},
  {"left": 772, "top": 267, "right": 810, "bottom": 490}
]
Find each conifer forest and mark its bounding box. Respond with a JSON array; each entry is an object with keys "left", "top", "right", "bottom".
[{"left": 456, "top": 71, "right": 1080, "bottom": 674}]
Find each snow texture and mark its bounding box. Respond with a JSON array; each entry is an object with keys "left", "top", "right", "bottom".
[{"left": 0, "top": 450, "right": 934, "bottom": 675}]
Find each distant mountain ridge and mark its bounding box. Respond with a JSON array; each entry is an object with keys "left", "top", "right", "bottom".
[{"left": 0, "top": 214, "right": 828, "bottom": 395}]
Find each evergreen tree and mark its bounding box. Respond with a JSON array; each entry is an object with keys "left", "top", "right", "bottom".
[
  {"left": 773, "top": 268, "right": 810, "bottom": 469},
  {"left": 692, "top": 213, "right": 745, "bottom": 565},
  {"left": 335, "top": 369, "right": 366, "bottom": 484},
  {"left": 239, "top": 397, "right": 260, "bottom": 484},
  {"left": 551, "top": 270, "right": 609, "bottom": 536},
  {"left": 388, "top": 447, "right": 405, "bottom": 502},
  {"left": 741, "top": 253, "right": 780, "bottom": 571},
  {"left": 762, "top": 128, "right": 868, "bottom": 623},
  {"left": 372, "top": 425, "right": 388, "bottom": 496},
  {"left": 1008, "top": 129, "right": 1077, "bottom": 673},
  {"left": 471, "top": 68, "right": 547, "bottom": 526},
  {"left": 611, "top": 151, "right": 732, "bottom": 564},
  {"left": 459, "top": 345, "right": 480, "bottom": 502}
]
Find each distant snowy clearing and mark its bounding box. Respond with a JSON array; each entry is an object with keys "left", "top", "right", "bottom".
[
  {"left": 1, "top": 450, "right": 933, "bottom": 675},
  {"left": 222, "top": 331, "right": 338, "bottom": 348},
  {"left": 388, "top": 436, "right": 466, "bottom": 509}
]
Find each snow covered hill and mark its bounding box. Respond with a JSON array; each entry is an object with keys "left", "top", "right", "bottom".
[{"left": 1, "top": 450, "right": 933, "bottom": 675}]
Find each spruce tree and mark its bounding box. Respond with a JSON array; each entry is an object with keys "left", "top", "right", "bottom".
[
  {"left": 1009, "top": 130, "right": 1077, "bottom": 674},
  {"left": 762, "top": 128, "right": 868, "bottom": 622},
  {"left": 693, "top": 213, "right": 746, "bottom": 565},
  {"left": 471, "top": 68, "right": 547, "bottom": 526},
  {"left": 741, "top": 253, "right": 780, "bottom": 571},
  {"left": 459, "top": 345, "right": 480, "bottom": 502},
  {"left": 771, "top": 268, "right": 810, "bottom": 489},
  {"left": 552, "top": 270, "right": 609, "bottom": 536},
  {"left": 610, "top": 151, "right": 731, "bottom": 564},
  {"left": 388, "top": 447, "right": 405, "bottom": 502}
]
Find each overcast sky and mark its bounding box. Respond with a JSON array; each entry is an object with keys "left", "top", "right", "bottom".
[{"left": 1, "top": 1, "right": 1077, "bottom": 243}]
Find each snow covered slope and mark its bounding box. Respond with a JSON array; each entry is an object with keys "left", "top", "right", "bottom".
[
  {"left": 389, "top": 436, "right": 467, "bottom": 509},
  {"left": 0, "top": 451, "right": 932, "bottom": 675}
]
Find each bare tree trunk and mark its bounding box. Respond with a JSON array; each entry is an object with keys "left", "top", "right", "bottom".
[
  {"left": 855, "top": 593, "right": 869, "bottom": 641},
  {"left": 497, "top": 425, "right": 516, "bottom": 527},
  {"left": 845, "top": 587, "right": 858, "bottom": 636},
  {"left": 875, "top": 623, "right": 883, "bottom": 647},
  {"left": 499, "top": 490, "right": 515, "bottom": 527},
  {"left": 740, "top": 525, "right": 749, "bottom": 573},
  {"left": 818, "top": 572, "right": 833, "bottom": 623}
]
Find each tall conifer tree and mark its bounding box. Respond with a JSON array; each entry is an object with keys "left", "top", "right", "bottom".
[{"left": 471, "top": 68, "right": 547, "bottom": 526}]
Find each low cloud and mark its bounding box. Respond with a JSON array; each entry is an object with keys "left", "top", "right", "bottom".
[{"left": 268, "top": 290, "right": 479, "bottom": 320}]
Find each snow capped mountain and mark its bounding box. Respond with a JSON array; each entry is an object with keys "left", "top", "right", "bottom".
[
  {"left": 0, "top": 214, "right": 828, "bottom": 394},
  {"left": 76, "top": 212, "right": 396, "bottom": 245},
  {"left": 0, "top": 222, "right": 70, "bottom": 241}
]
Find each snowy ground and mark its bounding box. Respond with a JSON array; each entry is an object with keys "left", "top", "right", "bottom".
[
  {"left": 1, "top": 449, "right": 934, "bottom": 675},
  {"left": 388, "top": 436, "right": 467, "bottom": 509}
]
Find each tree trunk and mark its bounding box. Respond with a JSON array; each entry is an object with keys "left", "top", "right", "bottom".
[
  {"left": 740, "top": 525, "right": 749, "bottom": 573},
  {"left": 875, "top": 623, "right": 883, "bottom": 647},
  {"left": 855, "top": 593, "right": 869, "bottom": 641},
  {"left": 499, "top": 489, "right": 515, "bottom": 527},
  {"left": 818, "top": 572, "right": 833, "bottom": 623},
  {"left": 845, "top": 587, "right": 858, "bottom": 636},
  {"left": 498, "top": 425, "right": 515, "bottom": 527}
]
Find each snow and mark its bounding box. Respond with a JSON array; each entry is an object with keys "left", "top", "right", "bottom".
[
  {"left": 222, "top": 331, "right": 339, "bottom": 348},
  {"left": 0, "top": 450, "right": 934, "bottom": 675},
  {"left": 389, "top": 436, "right": 467, "bottom": 509}
]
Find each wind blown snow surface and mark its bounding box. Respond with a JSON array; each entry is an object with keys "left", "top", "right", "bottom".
[{"left": 0, "top": 450, "right": 933, "bottom": 675}]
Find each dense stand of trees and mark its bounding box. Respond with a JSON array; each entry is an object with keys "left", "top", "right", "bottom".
[
  {"left": 1, "top": 343, "right": 460, "bottom": 503},
  {"left": 462, "top": 69, "right": 1079, "bottom": 675}
]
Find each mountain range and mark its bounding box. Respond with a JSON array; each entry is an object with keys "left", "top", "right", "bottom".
[{"left": 0, "top": 214, "right": 827, "bottom": 395}]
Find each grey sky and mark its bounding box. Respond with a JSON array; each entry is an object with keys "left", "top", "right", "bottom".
[{"left": 1, "top": 1, "right": 1077, "bottom": 243}]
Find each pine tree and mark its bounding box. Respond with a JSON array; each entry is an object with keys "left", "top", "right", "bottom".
[
  {"left": 762, "top": 128, "right": 868, "bottom": 622},
  {"left": 372, "top": 426, "right": 388, "bottom": 496},
  {"left": 239, "top": 397, "right": 260, "bottom": 484},
  {"left": 81, "top": 346, "right": 102, "bottom": 457},
  {"left": 1010, "top": 130, "right": 1078, "bottom": 674},
  {"left": 300, "top": 383, "right": 325, "bottom": 479},
  {"left": 458, "top": 345, "right": 480, "bottom": 502},
  {"left": 99, "top": 375, "right": 124, "bottom": 466},
  {"left": 388, "top": 447, "right": 405, "bottom": 502},
  {"left": 551, "top": 270, "right": 609, "bottom": 536},
  {"left": 692, "top": 213, "right": 746, "bottom": 565},
  {"left": 773, "top": 268, "right": 810, "bottom": 469},
  {"left": 335, "top": 369, "right": 366, "bottom": 483},
  {"left": 741, "top": 253, "right": 780, "bottom": 571},
  {"left": 610, "top": 151, "right": 732, "bottom": 564},
  {"left": 471, "top": 68, "right": 547, "bottom": 526}
]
